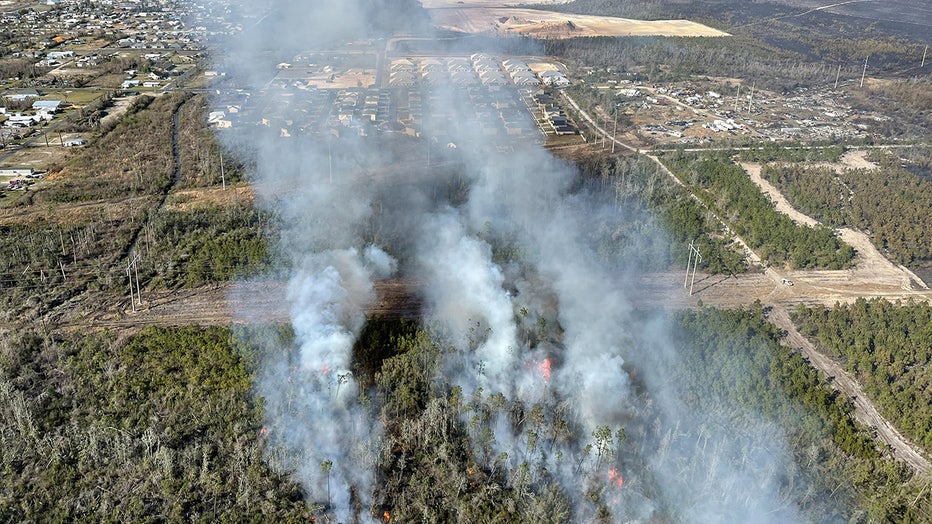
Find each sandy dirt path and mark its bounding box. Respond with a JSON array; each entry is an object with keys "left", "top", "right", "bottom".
[
  {"left": 769, "top": 306, "right": 932, "bottom": 477},
  {"left": 557, "top": 91, "right": 932, "bottom": 475},
  {"left": 741, "top": 161, "right": 927, "bottom": 291}
]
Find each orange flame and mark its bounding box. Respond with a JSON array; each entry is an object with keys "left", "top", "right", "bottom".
[
  {"left": 258, "top": 427, "right": 268, "bottom": 438},
  {"left": 383, "top": 511, "right": 390, "bottom": 522},
  {"left": 537, "top": 358, "right": 552, "bottom": 382},
  {"left": 608, "top": 468, "right": 624, "bottom": 488}
]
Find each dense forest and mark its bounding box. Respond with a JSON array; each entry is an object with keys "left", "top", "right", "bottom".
[
  {"left": 575, "top": 153, "right": 747, "bottom": 274},
  {"left": 660, "top": 151, "right": 854, "bottom": 269},
  {"left": 794, "top": 299, "right": 932, "bottom": 455},
  {"left": 736, "top": 143, "right": 845, "bottom": 164},
  {"left": 2, "top": 306, "right": 928, "bottom": 521},
  {"left": 762, "top": 161, "right": 932, "bottom": 264},
  {"left": 0, "top": 326, "right": 311, "bottom": 520}
]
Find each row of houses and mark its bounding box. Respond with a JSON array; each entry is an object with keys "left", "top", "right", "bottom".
[
  {"left": 532, "top": 92, "right": 577, "bottom": 135},
  {"left": 389, "top": 56, "right": 567, "bottom": 89}
]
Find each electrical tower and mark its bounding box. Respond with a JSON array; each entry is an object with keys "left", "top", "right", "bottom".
[{"left": 684, "top": 241, "right": 702, "bottom": 296}]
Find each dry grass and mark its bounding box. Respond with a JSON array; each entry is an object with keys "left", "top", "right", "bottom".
[{"left": 164, "top": 183, "right": 255, "bottom": 212}]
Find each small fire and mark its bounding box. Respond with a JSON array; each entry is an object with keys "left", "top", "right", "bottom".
[
  {"left": 258, "top": 427, "right": 268, "bottom": 438},
  {"left": 608, "top": 468, "right": 624, "bottom": 488},
  {"left": 383, "top": 511, "right": 390, "bottom": 522},
  {"left": 537, "top": 358, "right": 552, "bottom": 382}
]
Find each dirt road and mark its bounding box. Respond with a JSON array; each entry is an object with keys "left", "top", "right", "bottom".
[
  {"left": 741, "top": 161, "right": 928, "bottom": 292},
  {"left": 43, "top": 93, "right": 932, "bottom": 478},
  {"left": 558, "top": 91, "right": 932, "bottom": 476},
  {"left": 768, "top": 306, "right": 932, "bottom": 476}
]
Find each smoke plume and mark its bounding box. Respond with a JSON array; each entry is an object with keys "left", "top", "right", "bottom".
[{"left": 212, "top": 0, "right": 809, "bottom": 521}]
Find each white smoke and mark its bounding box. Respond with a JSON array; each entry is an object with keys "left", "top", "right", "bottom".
[
  {"left": 212, "top": 0, "right": 810, "bottom": 521},
  {"left": 416, "top": 208, "right": 519, "bottom": 392}
]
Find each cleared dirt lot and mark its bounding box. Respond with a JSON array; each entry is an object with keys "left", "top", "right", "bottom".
[
  {"left": 429, "top": 8, "right": 730, "bottom": 38},
  {"left": 420, "top": 0, "right": 571, "bottom": 6}
]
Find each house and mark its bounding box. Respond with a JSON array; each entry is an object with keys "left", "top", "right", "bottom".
[
  {"left": 389, "top": 71, "right": 416, "bottom": 87},
  {"left": 32, "top": 100, "right": 62, "bottom": 113},
  {"left": 47, "top": 51, "right": 75, "bottom": 60},
  {"left": 63, "top": 138, "right": 87, "bottom": 147},
  {"left": 4, "top": 114, "right": 42, "bottom": 127},
  {"left": 0, "top": 167, "right": 35, "bottom": 177},
  {"left": 539, "top": 70, "right": 570, "bottom": 87},
  {"left": 4, "top": 89, "right": 41, "bottom": 101}
]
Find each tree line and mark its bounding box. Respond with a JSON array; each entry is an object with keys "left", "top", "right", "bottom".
[
  {"left": 575, "top": 153, "right": 747, "bottom": 274},
  {"left": 794, "top": 298, "right": 932, "bottom": 455},
  {"left": 4, "top": 304, "right": 929, "bottom": 521},
  {"left": 762, "top": 161, "right": 932, "bottom": 264},
  {"left": 661, "top": 151, "right": 854, "bottom": 269}
]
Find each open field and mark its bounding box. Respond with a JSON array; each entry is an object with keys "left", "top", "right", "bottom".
[
  {"left": 429, "top": 8, "right": 730, "bottom": 38},
  {"left": 419, "top": 0, "right": 571, "bottom": 6}
]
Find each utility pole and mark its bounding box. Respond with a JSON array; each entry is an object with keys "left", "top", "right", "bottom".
[
  {"left": 734, "top": 85, "right": 741, "bottom": 112},
  {"left": 611, "top": 110, "right": 617, "bottom": 154},
  {"left": 684, "top": 241, "right": 694, "bottom": 288},
  {"left": 834, "top": 64, "right": 841, "bottom": 89},
  {"left": 126, "top": 253, "right": 142, "bottom": 311},
  {"left": 133, "top": 253, "right": 141, "bottom": 306},
  {"left": 922, "top": 45, "right": 928, "bottom": 68},
  {"left": 860, "top": 55, "right": 869, "bottom": 88},
  {"left": 747, "top": 84, "right": 755, "bottom": 114},
  {"left": 328, "top": 136, "right": 333, "bottom": 184},
  {"left": 601, "top": 116, "right": 606, "bottom": 149},
  {"left": 126, "top": 262, "right": 136, "bottom": 313},
  {"left": 684, "top": 241, "right": 701, "bottom": 296},
  {"left": 689, "top": 246, "right": 702, "bottom": 296},
  {"left": 219, "top": 151, "right": 226, "bottom": 190}
]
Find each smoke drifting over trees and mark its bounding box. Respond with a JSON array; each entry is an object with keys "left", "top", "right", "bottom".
[{"left": 213, "top": 0, "right": 815, "bottom": 521}]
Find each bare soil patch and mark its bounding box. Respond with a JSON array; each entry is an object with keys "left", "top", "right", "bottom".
[
  {"left": 429, "top": 8, "right": 730, "bottom": 38},
  {"left": 0, "top": 142, "right": 73, "bottom": 171},
  {"left": 277, "top": 67, "right": 376, "bottom": 90},
  {"left": 100, "top": 95, "right": 141, "bottom": 128},
  {"left": 839, "top": 149, "right": 878, "bottom": 170}
]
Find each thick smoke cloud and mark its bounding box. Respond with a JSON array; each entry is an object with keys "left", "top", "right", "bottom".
[{"left": 213, "top": 0, "right": 808, "bottom": 521}]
